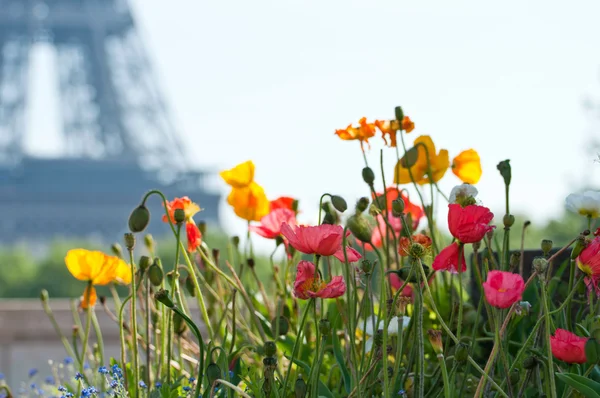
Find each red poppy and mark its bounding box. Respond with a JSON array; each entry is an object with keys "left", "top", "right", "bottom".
[
  {"left": 550, "top": 329, "right": 588, "bottom": 364},
  {"left": 448, "top": 204, "right": 494, "bottom": 243},
  {"left": 162, "top": 196, "right": 201, "bottom": 224},
  {"left": 389, "top": 273, "right": 413, "bottom": 298},
  {"left": 482, "top": 271, "right": 525, "bottom": 309},
  {"left": 577, "top": 236, "right": 600, "bottom": 297},
  {"left": 270, "top": 196, "right": 296, "bottom": 212},
  {"left": 250, "top": 208, "right": 297, "bottom": 239},
  {"left": 374, "top": 188, "right": 424, "bottom": 230},
  {"left": 398, "top": 234, "right": 433, "bottom": 257},
  {"left": 281, "top": 223, "right": 361, "bottom": 263},
  {"left": 293, "top": 260, "right": 346, "bottom": 299},
  {"left": 432, "top": 242, "right": 466, "bottom": 273},
  {"left": 186, "top": 222, "right": 202, "bottom": 252},
  {"left": 594, "top": 227, "right": 600, "bottom": 237}
]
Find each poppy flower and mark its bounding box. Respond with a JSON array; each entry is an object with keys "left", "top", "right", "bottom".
[
  {"left": 401, "top": 116, "right": 415, "bottom": 133},
  {"left": 398, "top": 234, "right": 432, "bottom": 257},
  {"left": 577, "top": 236, "right": 600, "bottom": 297},
  {"left": 482, "top": 271, "right": 525, "bottom": 309},
  {"left": 250, "top": 208, "right": 297, "bottom": 239},
  {"left": 394, "top": 136, "right": 449, "bottom": 185},
  {"left": 565, "top": 191, "right": 600, "bottom": 219},
  {"left": 65, "top": 249, "right": 131, "bottom": 309},
  {"left": 270, "top": 196, "right": 296, "bottom": 212},
  {"left": 335, "top": 117, "right": 377, "bottom": 147},
  {"left": 374, "top": 119, "right": 400, "bottom": 147},
  {"left": 550, "top": 329, "right": 588, "bottom": 364},
  {"left": 432, "top": 242, "right": 466, "bottom": 273},
  {"left": 293, "top": 260, "right": 346, "bottom": 299},
  {"left": 448, "top": 203, "right": 494, "bottom": 243},
  {"left": 226, "top": 182, "right": 270, "bottom": 222},
  {"left": 389, "top": 273, "right": 413, "bottom": 298},
  {"left": 162, "top": 197, "right": 204, "bottom": 251},
  {"left": 449, "top": 184, "right": 478, "bottom": 205},
  {"left": 452, "top": 150, "right": 482, "bottom": 184},
  {"left": 280, "top": 223, "right": 361, "bottom": 263},
  {"left": 220, "top": 160, "right": 255, "bottom": 189},
  {"left": 359, "top": 315, "right": 411, "bottom": 352}
]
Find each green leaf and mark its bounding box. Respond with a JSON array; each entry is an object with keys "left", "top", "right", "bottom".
[
  {"left": 332, "top": 330, "right": 351, "bottom": 394},
  {"left": 555, "top": 372, "right": 600, "bottom": 398},
  {"left": 285, "top": 356, "right": 334, "bottom": 398}
]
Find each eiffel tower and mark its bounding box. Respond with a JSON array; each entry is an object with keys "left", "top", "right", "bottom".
[{"left": 0, "top": 0, "right": 219, "bottom": 243}]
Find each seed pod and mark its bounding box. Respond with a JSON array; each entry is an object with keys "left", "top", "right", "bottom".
[
  {"left": 331, "top": 195, "right": 347, "bottom": 212},
  {"left": 128, "top": 205, "right": 150, "bottom": 233},
  {"left": 148, "top": 263, "right": 164, "bottom": 286},
  {"left": 206, "top": 363, "right": 221, "bottom": 387},
  {"left": 270, "top": 316, "right": 289, "bottom": 336},
  {"left": 173, "top": 209, "right": 185, "bottom": 224},
  {"left": 139, "top": 256, "right": 152, "bottom": 271},
  {"left": 264, "top": 341, "right": 277, "bottom": 357},
  {"left": 362, "top": 167, "right": 375, "bottom": 185},
  {"left": 347, "top": 214, "right": 372, "bottom": 244},
  {"left": 294, "top": 375, "right": 307, "bottom": 398}
]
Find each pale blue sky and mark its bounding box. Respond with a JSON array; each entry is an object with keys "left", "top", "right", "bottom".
[{"left": 24, "top": 0, "right": 600, "bottom": 241}]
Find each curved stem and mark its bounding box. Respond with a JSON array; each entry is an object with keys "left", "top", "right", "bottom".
[
  {"left": 281, "top": 299, "right": 313, "bottom": 395},
  {"left": 128, "top": 249, "right": 139, "bottom": 397},
  {"left": 119, "top": 294, "right": 132, "bottom": 388}
]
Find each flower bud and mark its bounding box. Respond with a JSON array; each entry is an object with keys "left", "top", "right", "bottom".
[
  {"left": 128, "top": 205, "right": 150, "bottom": 233},
  {"left": 231, "top": 236, "right": 240, "bottom": 247},
  {"left": 148, "top": 263, "right": 164, "bottom": 286},
  {"left": 532, "top": 257, "right": 548, "bottom": 274},
  {"left": 318, "top": 319, "right": 331, "bottom": 336},
  {"left": 185, "top": 274, "right": 195, "bottom": 297},
  {"left": 523, "top": 356, "right": 538, "bottom": 369},
  {"left": 541, "top": 239, "right": 553, "bottom": 256},
  {"left": 294, "top": 375, "right": 307, "bottom": 398},
  {"left": 347, "top": 214, "right": 372, "bottom": 244},
  {"left": 392, "top": 198, "right": 405, "bottom": 217},
  {"left": 40, "top": 289, "right": 49, "bottom": 302},
  {"left": 486, "top": 229, "right": 494, "bottom": 240},
  {"left": 154, "top": 289, "right": 174, "bottom": 308},
  {"left": 173, "top": 313, "right": 187, "bottom": 335},
  {"left": 454, "top": 339, "right": 470, "bottom": 363},
  {"left": 173, "top": 209, "right": 185, "bottom": 224},
  {"left": 509, "top": 252, "right": 521, "bottom": 269},
  {"left": 206, "top": 363, "right": 221, "bottom": 386},
  {"left": 496, "top": 159, "right": 512, "bottom": 186},
  {"left": 356, "top": 197, "right": 370, "bottom": 213},
  {"left": 395, "top": 106, "right": 404, "bottom": 122},
  {"left": 139, "top": 256, "right": 152, "bottom": 271},
  {"left": 427, "top": 330, "right": 443, "bottom": 355},
  {"left": 361, "top": 259, "right": 373, "bottom": 275},
  {"left": 362, "top": 167, "right": 375, "bottom": 186},
  {"left": 264, "top": 341, "right": 277, "bottom": 357},
  {"left": 509, "top": 369, "right": 520, "bottom": 385},
  {"left": 331, "top": 195, "right": 347, "bottom": 212},
  {"left": 503, "top": 214, "right": 515, "bottom": 228},
  {"left": 472, "top": 241, "right": 481, "bottom": 252},
  {"left": 144, "top": 234, "right": 154, "bottom": 251},
  {"left": 124, "top": 233, "right": 135, "bottom": 250},
  {"left": 111, "top": 243, "right": 123, "bottom": 258},
  {"left": 271, "top": 316, "right": 289, "bottom": 336},
  {"left": 408, "top": 243, "right": 426, "bottom": 259},
  {"left": 571, "top": 235, "right": 587, "bottom": 260}
]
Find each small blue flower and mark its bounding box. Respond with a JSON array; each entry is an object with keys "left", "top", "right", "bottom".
[
  {"left": 188, "top": 377, "right": 196, "bottom": 383},
  {"left": 228, "top": 370, "right": 234, "bottom": 379},
  {"left": 29, "top": 368, "right": 39, "bottom": 378},
  {"left": 97, "top": 367, "right": 108, "bottom": 375},
  {"left": 45, "top": 376, "right": 55, "bottom": 385},
  {"left": 37, "top": 388, "right": 45, "bottom": 395},
  {"left": 58, "top": 386, "right": 67, "bottom": 393},
  {"left": 138, "top": 381, "right": 147, "bottom": 389},
  {"left": 81, "top": 387, "right": 98, "bottom": 397},
  {"left": 30, "top": 383, "right": 38, "bottom": 389},
  {"left": 75, "top": 373, "right": 84, "bottom": 381},
  {"left": 182, "top": 387, "right": 191, "bottom": 392},
  {"left": 154, "top": 382, "right": 162, "bottom": 388},
  {"left": 111, "top": 365, "right": 123, "bottom": 379},
  {"left": 65, "top": 393, "right": 74, "bottom": 398},
  {"left": 64, "top": 357, "right": 74, "bottom": 365},
  {"left": 398, "top": 389, "right": 406, "bottom": 397},
  {"left": 109, "top": 380, "right": 118, "bottom": 389}
]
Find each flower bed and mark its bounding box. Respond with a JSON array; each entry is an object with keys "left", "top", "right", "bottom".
[{"left": 1, "top": 106, "right": 600, "bottom": 398}]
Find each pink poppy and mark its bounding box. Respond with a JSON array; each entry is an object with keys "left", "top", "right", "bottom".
[
  {"left": 448, "top": 204, "right": 495, "bottom": 244},
  {"left": 550, "top": 329, "right": 588, "bottom": 364},
  {"left": 250, "top": 208, "right": 297, "bottom": 239},
  {"left": 293, "top": 260, "right": 346, "bottom": 299},
  {"left": 281, "top": 223, "right": 361, "bottom": 263},
  {"left": 483, "top": 271, "right": 525, "bottom": 309}
]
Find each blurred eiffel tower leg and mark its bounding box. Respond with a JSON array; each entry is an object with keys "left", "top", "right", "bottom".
[{"left": 0, "top": 37, "right": 30, "bottom": 166}]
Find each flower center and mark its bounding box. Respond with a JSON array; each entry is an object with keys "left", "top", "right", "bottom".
[
  {"left": 497, "top": 288, "right": 507, "bottom": 293},
  {"left": 578, "top": 263, "right": 593, "bottom": 277},
  {"left": 301, "top": 277, "right": 327, "bottom": 293}
]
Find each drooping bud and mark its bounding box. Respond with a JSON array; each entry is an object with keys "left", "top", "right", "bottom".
[
  {"left": 154, "top": 289, "right": 174, "bottom": 308},
  {"left": 206, "top": 363, "right": 221, "bottom": 387},
  {"left": 173, "top": 209, "right": 185, "bottom": 224},
  {"left": 503, "top": 214, "right": 515, "bottom": 228},
  {"left": 128, "top": 204, "right": 151, "bottom": 233},
  {"left": 331, "top": 195, "right": 347, "bottom": 213},
  {"left": 532, "top": 257, "right": 548, "bottom": 274},
  {"left": 454, "top": 338, "right": 470, "bottom": 362},
  {"left": 362, "top": 167, "right": 375, "bottom": 186},
  {"left": 294, "top": 375, "right": 307, "bottom": 398},
  {"left": 356, "top": 197, "right": 370, "bottom": 213},
  {"left": 347, "top": 214, "right": 372, "bottom": 244},
  {"left": 264, "top": 341, "right": 277, "bottom": 357},
  {"left": 124, "top": 233, "right": 135, "bottom": 250},
  {"left": 318, "top": 319, "right": 331, "bottom": 336},
  {"left": 270, "top": 316, "right": 289, "bottom": 336},
  {"left": 392, "top": 198, "right": 405, "bottom": 217},
  {"left": 173, "top": 313, "right": 187, "bottom": 335},
  {"left": 395, "top": 106, "right": 405, "bottom": 122},
  {"left": 541, "top": 239, "right": 553, "bottom": 256},
  {"left": 427, "top": 330, "right": 443, "bottom": 355},
  {"left": 111, "top": 243, "right": 123, "bottom": 258},
  {"left": 496, "top": 159, "right": 512, "bottom": 187},
  {"left": 139, "top": 256, "right": 152, "bottom": 271},
  {"left": 144, "top": 234, "right": 154, "bottom": 251},
  {"left": 40, "top": 289, "right": 49, "bottom": 302},
  {"left": 322, "top": 211, "right": 337, "bottom": 225},
  {"left": 148, "top": 263, "right": 164, "bottom": 286}
]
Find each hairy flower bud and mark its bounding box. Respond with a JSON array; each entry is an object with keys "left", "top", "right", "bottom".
[
  {"left": 231, "top": 236, "right": 240, "bottom": 247},
  {"left": 264, "top": 341, "right": 277, "bottom": 357},
  {"left": 154, "top": 289, "right": 174, "bottom": 308},
  {"left": 331, "top": 195, "right": 347, "bottom": 212},
  {"left": 427, "top": 330, "right": 443, "bottom": 355},
  {"left": 540, "top": 239, "right": 553, "bottom": 256},
  {"left": 571, "top": 235, "right": 587, "bottom": 260},
  {"left": 392, "top": 198, "right": 405, "bottom": 217},
  {"left": 124, "top": 233, "right": 135, "bottom": 250},
  {"left": 361, "top": 259, "right": 373, "bottom": 275},
  {"left": 503, "top": 214, "right": 515, "bottom": 228},
  {"left": 395, "top": 106, "right": 404, "bottom": 122},
  {"left": 356, "top": 197, "right": 370, "bottom": 213},
  {"left": 347, "top": 214, "right": 372, "bottom": 244},
  {"left": 532, "top": 257, "right": 548, "bottom": 274},
  {"left": 374, "top": 329, "right": 384, "bottom": 347},
  {"left": 148, "top": 263, "right": 164, "bottom": 286},
  {"left": 139, "top": 256, "right": 152, "bottom": 271},
  {"left": 128, "top": 204, "right": 150, "bottom": 233},
  {"left": 454, "top": 338, "right": 470, "bottom": 363},
  {"left": 295, "top": 375, "right": 307, "bottom": 398},
  {"left": 173, "top": 209, "right": 185, "bottom": 224},
  {"left": 362, "top": 167, "right": 375, "bottom": 186}
]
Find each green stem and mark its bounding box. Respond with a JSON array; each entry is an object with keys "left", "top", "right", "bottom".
[
  {"left": 541, "top": 279, "right": 557, "bottom": 398},
  {"left": 170, "top": 306, "right": 205, "bottom": 398},
  {"left": 282, "top": 299, "right": 313, "bottom": 395},
  {"left": 91, "top": 311, "right": 105, "bottom": 370},
  {"left": 566, "top": 259, "right": 576, "bottom": 330},
  {"left": 457, "top": 244, "right": 464, "bottom": 339},
  {"left": 438, "top": 354, "right": 451, "bottom": 398},
  {"left": 145, "top": 276, "right": 151, "bottom": 385},
  {"left": 80, "top": 283, "right": 93, "bottom": 372},
  {"left": 40, "top": 295, "right": 78, "bottom": 364},
  {"left": 128, "top": 249, "right": 140, "bottom": 397},
  {"left": 414, "top": 271, "right": 425, "bottom": 398},
  {"left": 119, "top": 295, "right": 132, "bottom": 388}
]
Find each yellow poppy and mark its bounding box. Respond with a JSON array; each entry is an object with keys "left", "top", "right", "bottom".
[
  {"left": 65, "top": 249, "right": 131, "bottom": 308},
  {"left": 220, "top": 160, "right": 255, "bottom": 189},
  {"left": 227, "top": 182, "right": 270, "bottom": 221},
  {"left": 394, "top": 135, "right": 449, "bottom": 185},
  {"left": 452, "top": 149, "right": 482, "bottom": 184}
]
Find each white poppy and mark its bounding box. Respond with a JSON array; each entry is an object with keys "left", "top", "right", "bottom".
[
  {"left": 449, "top": 184, "right": 478, "bottom": 204},
  {"left": 360, "top": 315, "right": 411, "bottom": 352},
  {"left": 565, "top": 191, "right": 600, "bottom": 218}
]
